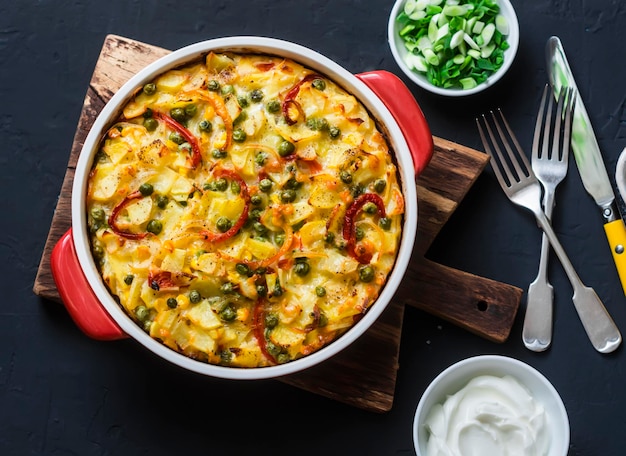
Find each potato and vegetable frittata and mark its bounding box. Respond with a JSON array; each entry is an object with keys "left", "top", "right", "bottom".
[{"left": 87, "top": 52, "right": 405, "bottom": 367}]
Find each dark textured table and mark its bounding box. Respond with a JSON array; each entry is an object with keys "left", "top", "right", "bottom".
[{"left": 3, "top": 1, "right": 626, "bottom": 454}]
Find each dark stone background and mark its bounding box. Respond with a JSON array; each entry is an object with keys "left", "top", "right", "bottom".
[{"left": 2, "top": 0, "right": 625, "bottom": 454}]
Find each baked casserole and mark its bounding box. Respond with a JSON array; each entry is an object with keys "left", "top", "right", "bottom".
[{"left": 86, "top": 52, "right": 405, "bottom": 367}]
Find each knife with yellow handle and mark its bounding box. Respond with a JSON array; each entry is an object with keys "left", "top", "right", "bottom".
[{"left": 547, "top": 36, "right": 626, "bottom": 295}]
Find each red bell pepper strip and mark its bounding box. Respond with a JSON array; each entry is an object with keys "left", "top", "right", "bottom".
[
  {"left": 282, "top": 73, "right": 323, "bottom": 125},
  {"left": 199, "top": 169, "right": 250, "bottom": 243},
  {"left": 253, "top": 298, "right": 277, "bottom": 365},
  {"left": 148, "top": 270, "right": 195, "bottom": 291},
  {"left": 154, "top": 111, "right": 202, "bottom": 168},
  {"left": 108, "top": 190, "right": 148, "bottom": 240},
  {"left": 342, "top": 193, "right": 386, "bottom": 264}
]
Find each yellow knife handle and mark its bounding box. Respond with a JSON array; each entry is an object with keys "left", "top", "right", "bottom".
[{"left": 604, "top": 219, "right": 626, "bottom": 295}]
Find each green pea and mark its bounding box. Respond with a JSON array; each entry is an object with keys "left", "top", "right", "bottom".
[
  {"left": 237, "top": 95, "right": 249, "bottom": 108},
  {"left": 91, "top": 207, "right": 105, "bottom": 222},
  {"left": 236, "top": 263, "right": 250, "bottom": 276},
  {"left": 306, "top": 117, "right": 328, "bottom": 131},
  {"left": 219, "top": 305, "right": 237, "bottom": 322},
  {"left": 169, "top": 131, "right": 185, "bottom": 144},
  {"left": 284, "top": 178, "right": 301, "bottom": 190},
  {"left": 277, "top": 140, "right": 295, "bottom": 157},
  {"left": 139, "top": 183, "right": 153, "bottom": 196},
  {"left": 355, "top": 226, "right": 365, "bottom": 241},
  {"left": 266, "top": 99, "right": 281, "bottom": 113},
  {"left": 220, "top": 282, "right": 234, "bottom": 294},
  {"left": 184, "top": 104, "right": 197, "bottom": 117},
  {"left": 318, "top": 313, "right": 328, "bottom": 327},
  {"left": 272, "top": 282, "right": 283, "bottom": 297},
  {"left": 220, "top": 349, "right": 233, "bottom": 363},
  {"left": 259, "top": 178, "right": 273, "bottom": 193},
  {"left": 316, "top": 118, "right": 329, "bottom": 131},
  {"left": 256, "top": 285, "right": 268, "bottom": 297},
  {"left": 155, "top": 194, "right": 169, "bottom": 209},
  {"left": 329, "top": 126, "right": 341, "bottom": 138},
  {"left": 312, "top": 78, "right": 326, "bottom": 90},
  {"left": 250, "top": 89, "right": 264, "bottom": 102},
  {"left": 276, "top": 353, "right": 290, "bottom": 364},
  {"left": 280, "top": 189, "right": 296, "bottom": 203},
  {"left": 379, "top": 217, "right": 392, "bottom": 230},
  {"left": 124, "top": 274, "right": 134, "bottom": 285},
  {"left": 233, "top": 111, "right": 248, "bottom": 125},
  {"left": 266, "top": 341, "right": 281, "bottom": 358},
  {"left": 250, "top": 208, "right": 263, "bottom": 220},
  {"left": 221, "top": 84, "right": 234, "bottom": 96},
  {"left": 216, "top": 217, "right": 232, "bottom": 232},
  {"left": 253, "top": 222, "right": 267, "bottom": 235},
  {"left": 146, "top": 219, "right": 162, "bottom": 235},
  {"left": 250, "top": 195, "right": 263, "bottom": 206},
  {"left": 255, "top": 152, "right": 267, "bottom": 165},
  {"left": 265, "top": 312, "right": 279, "bottom": 329},
  {"left": 363, "top": 202, "right": 378, "bottom": 214},
  {"left": 374, "top": 179, "right": 387, "bottom": 193},
  {"left": 207, "top": 80, "right": 220, "bottom": 91},
  {"left": 215, "top": 178, "right": 228, "bottom": 191},
  {"left": 324, "top": 232, "right": 335, "bottom": 243},
  {"left": 359, "top": 265, "right": 375, "bottom": 283},
  {"left": 143, "top": 117, "right": 158, "bottom": 132},
  {"left": 231, "top": 181, "right": 241, "bottom": 194},
  {"left": 166, "top": 297, "right": 178, "bottom": 309},
  {"left": 135, "top": 305, "right": 149, "bottom": 322},
  {"left": 189, "top": 290, "right": 201, "bottom": 304},
  {"left": 170, "top": 107, "right": 186, "bottom": 123},
  {"left": 294, "top": 261, "right": 310, "bottom": 276},
  {"left": 315, "top": 286, "right": 326, "bottom": 297},
  {"left": 92, "top": 244, "right": 104, "bottom": 260},
  {"left": 142, "top": 83, "right": 157, "bottom": 95},
  {"left": 143, "top": 108, "right": 153, "bottom": 118},
  {"left": 212, "top": 149, "right": 227, "bottom": 159},
  {"left": 274, "top": 233, "right": 285, "bottom": 246},
  {"left": 351, "top": 183, "right": 364, "bottom": 198},
  {"left": 232, "top": 128, "right": 247, "bottom": 142},
  {"left": 339, "top": 170, "right": 353, "bottom": 184},
  {"left": 199, "top": 120, "right": 212, "bottom": 132}
]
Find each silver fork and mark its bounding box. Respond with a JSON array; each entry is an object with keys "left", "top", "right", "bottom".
[
  {"left": 476, "top": 109, "right": 622, "bottom": 354},
  {"left": 523, "top": 85, "right": 571, "bottom": 352}
]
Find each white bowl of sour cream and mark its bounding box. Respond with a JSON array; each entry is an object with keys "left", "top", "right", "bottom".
[{"left": 413, "top": 355, "right": 569, "bottom": 456}]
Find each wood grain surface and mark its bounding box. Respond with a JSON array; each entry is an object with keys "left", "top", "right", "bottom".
[{"left": 33, "top": 35, "right": 522, "bottom": 413}]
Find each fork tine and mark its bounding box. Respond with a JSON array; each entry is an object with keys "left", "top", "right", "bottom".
[
  {"left": 551, "top": 87, "right": 567, "bottom": 160},
  {"left": 477, "top": 115, "right": 509, "bottom": 188},
  {"left": 532, "top": 84, "right": 550, "bottom": 161},
  {"left": 492, "top": 108, "right": 533, "bottom": 179}
]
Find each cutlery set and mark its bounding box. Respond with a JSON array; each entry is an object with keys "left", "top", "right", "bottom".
[{"left": 477, "top": 37, "right": 625, "bottom": 354}]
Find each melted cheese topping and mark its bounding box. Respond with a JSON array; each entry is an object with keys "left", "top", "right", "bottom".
[{"left": 86, "top": 52, "right": 404, "bottom": 367}]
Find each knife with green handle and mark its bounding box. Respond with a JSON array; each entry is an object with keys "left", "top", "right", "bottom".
[{"left": 546, "top": 36, "right": 626, "bottom": 295}]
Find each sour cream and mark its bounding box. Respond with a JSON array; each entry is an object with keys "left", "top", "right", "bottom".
[{"left": 424, "top": 374, "right": 550, "bottom": 456}]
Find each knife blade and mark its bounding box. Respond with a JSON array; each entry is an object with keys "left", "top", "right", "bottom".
[{"left": 546, "top": 36, "right": 626, "bottom": 295}]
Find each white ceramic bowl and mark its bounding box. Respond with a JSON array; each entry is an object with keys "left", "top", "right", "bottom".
[
  {"left": 388, "top": 0, "right": 520, "bottom": 96},
  {"left": 51, "top": 36, "right": 434, "bottom": 381},
  {"left": 413, "top": 355, "right": 569, "bottom": 455}
]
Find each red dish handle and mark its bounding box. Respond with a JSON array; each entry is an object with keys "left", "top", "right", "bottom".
[
  {"left": 356, "top": 71, "right": 433, "bottom": 177},
  {"left": 51, "top": 229, "right": 127, "bottom": 341}
]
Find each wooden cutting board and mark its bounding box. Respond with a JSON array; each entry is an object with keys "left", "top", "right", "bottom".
[{"left": 33, "top": 35, "right": 522, "bottom": 413}]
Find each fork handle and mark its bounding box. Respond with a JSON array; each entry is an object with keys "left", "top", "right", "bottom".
[
  {"left": 534, "top": 210, "right": 622, "bottom": 353},
  {"left": 522, "top": 188, "right": 556, "bottom": 352}
]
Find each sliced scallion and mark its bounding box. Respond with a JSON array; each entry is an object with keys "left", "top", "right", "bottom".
[{"left": 396, "top": 0, "right": 511, "bottom": 90}]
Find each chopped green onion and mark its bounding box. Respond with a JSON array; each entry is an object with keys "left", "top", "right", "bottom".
[{"left": 396, "top": 0, "right": 510, "bottom": 90}]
